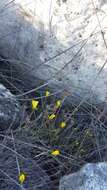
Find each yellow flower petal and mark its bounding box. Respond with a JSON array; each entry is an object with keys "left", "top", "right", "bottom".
[
  {"left": 18, "top": 173, "right": 26, "bottom": 184},
  {"left": 60, "top": 121, "right": 66, "bottom": 128},
  {"left": 48, "top": 114, "right": 56, "bottom": 120},
  {"left": 51, "top": 149, "right": 60, "bottom": 156},
  {"left": 45, "top": 90, "right": 50, "bottom": 97},
  {"left": 55, "top": 100, "right": 61, "bottom": 109},
  {"left": 32, "top": 99, "right": 39, "bottom": 110}
]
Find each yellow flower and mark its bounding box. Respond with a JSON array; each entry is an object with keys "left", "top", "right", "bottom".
[
  {"left": 48, "top": 113, "right": 56, "bottom": 120},
  {"left": 31, "top": 99, "right": 39, "bottom": 110},
  {"left": 51, "top": 149, "right": 60, "bottom": 156},
  {"left": 60, "top": 121, "right": 66, "bottom": 128},
  {"left": 45, "top": 90, "right": 50, "bottom": 97},
  {"left": 55, "top": 100, "right": 61, "bottom": 109},
  {"left": 18, "top": 172, "right": 26, "bottom": 184}
]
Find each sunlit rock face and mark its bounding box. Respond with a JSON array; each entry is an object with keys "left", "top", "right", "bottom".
[{"left": 0, "top": 0, "right": 107, "bottom": 102}]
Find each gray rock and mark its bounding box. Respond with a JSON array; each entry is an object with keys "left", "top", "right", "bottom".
[
  {"left": 59, "top": 162, "right": 107, "bottom": 190},
  {"left": 1, "top": 0, "right": 107, "bottom": 103},
  {"left": 0, "top": 84, "right": 20, "bottom": 131}
]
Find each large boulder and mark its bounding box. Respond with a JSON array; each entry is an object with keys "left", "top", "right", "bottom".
[
  {"left": 0, "top": 0, "right": 107, "bottom": 103},
  {"left": 59, "top": 162, "right": 107, "bottom": 190}
]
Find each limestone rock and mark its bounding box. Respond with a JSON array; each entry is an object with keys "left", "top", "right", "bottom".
[
  {"left": 59, "top": 162, "right": 107, "bottom": 190},
  {"left": 0, "top": 1, "right": 107, "bottom": 102}
]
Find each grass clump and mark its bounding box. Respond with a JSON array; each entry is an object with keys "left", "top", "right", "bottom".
[
  {"left": 1, "top": 67, "right": 107, "bottom": 189},
  {"left": 13, "top": 88, "right": 107, "bottom": 189}
]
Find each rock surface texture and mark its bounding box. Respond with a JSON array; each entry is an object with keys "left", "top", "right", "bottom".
[
  {"left": 0, "top": 0, "right": 107, "bottom": 102},
  {"left": 59, "top": 162, "right": 107, "bottom": 190},
  {"left": 0, "top": 84, "right": 20, "bottom": 131}
]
